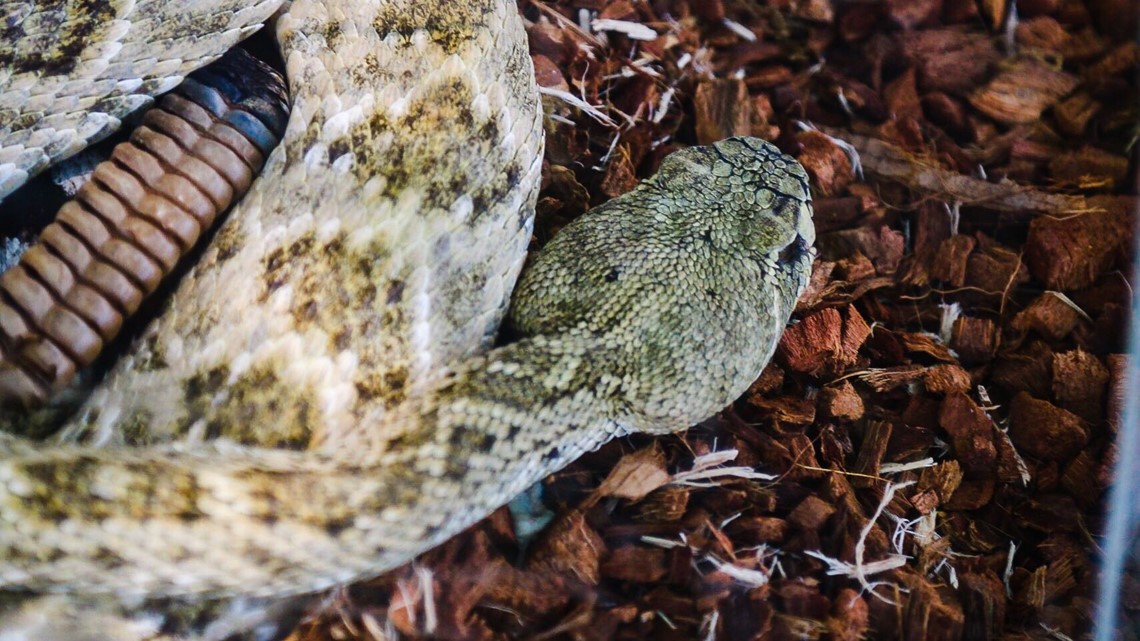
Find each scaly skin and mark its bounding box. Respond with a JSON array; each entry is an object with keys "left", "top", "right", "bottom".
[
  {"left": 0, "top": 0, "right": 814, "bottom": 638},
  {"left": 0, "top": 0, "right": 286, "bottom": 199}
]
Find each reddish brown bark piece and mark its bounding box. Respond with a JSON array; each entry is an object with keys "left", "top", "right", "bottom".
[
  {"left": 635, "top": 486, "right": 689, "bottom": 523},
  {"left": 821, "top": 226, "right": 906, "bottom": 275},
  {"left": 884, "top": 67, "right": 923, "bottom": 121},
  {"left": 483, "top": 564, "right": 579, "bottom": 619},
  {"left": 794, "top": 260, "right": 835, "bottom": 313},
  {"left": 885, "top": 0, "right": 939, "bottom": 29},
  {"left": 951, "top": 316, "right": 997, "bottom": 365},
  {"left": 388, "top": 528, "right": 538, "bottom": 640},
  {"left": 592, "top": 444, "right": 670, "bottom": 503},
  {"left": 922, "top": 364, "right": 972, "bottom": 395},
  {"left": 994, "top": 425, "right": 1029, "bottom": 484},
  {"left": 775, "top": 578, "right": 832, "bottom": 622},
  {"left": 812, "top": 197, "right": 863, "bottom": 234},
  {"left": 1049, "top": 146, "right": 1130, "bottom": 191},
  {"left": 1012, "top": 553, "right": 1080, "bottom": 613},
  {"left": 526, "top": 511, "right": 606, "bottom": 585},
  {"left": 750, "top": 93, "right": 779, "bottom": 140},
  {"left": 900, "top": 332, "right": 957, "bottom": 363},
  {"left": 526, "top": 19, "right": 570, "bottom": 63},
  {"left": 922, "top": 92, "right": 971, "bottom": 139},
  {"left": 820, "top": 380, "right": 865, "bottom": 421},
  {"left": 601, "top": 545, "right": 669, "bottom": 583},
  {"left": 788, "top": 495, "right": 837, "bottom": 531},
  {"left": 965, "top": 238, "right": 1028, "bottom": 296},
  {"left": 943, "top": 479, "right": 995, "bottom": 510},
  {"left": 903, "top": 577, "right": 966, "bottom": 641},
  {"left": 898, "top": 28, "right": 1001, "bottom": 95},
  {"left": 792, "top": 0, "right": 835, "bottom": 22},
  {"left": 531, "top": 54, "right": 568, "bottom": 90},
  {"left": 745, "top": 65, "right": 795, "bottom": 90},
  {"left": 1061, "top": 447, "right": 1104, "bottom": 510},
  {"left": 1017, "top": 16, "right": 1072, "bottom": 52},
  {"left": 535, "top": 164, "right": 590, "bottom": 241},
  {"left": 796, "top": 130, "right": 854, "bottom": 197},
  {"left": 1024, "top": 196, "right": 1136, "bottom": 290},
  {"left": 776, "top": 306, "right": 869, "bottom": 377},
  {"left": 597, "top": 1, "right": 635, "bottom": 20},
  {"left": 1052, "top": 349, "right": 1109, "bottom": 425},
  {"left": 914, "top": 460, "right": 964, "bottom": 514},
  {"left": 1010, "top": 136, "right": 1062, "bottom": 165},
  {"left": 968, "top": 59, "right": 1078, "bottom": 124},
  {"left": 1008, "top": 392, "right": 1089, "bottom": 462},
  {"left": 912, "top": 200, "right": 955, "bottom": 258},
  {"left": 991, "top": 340, "right": 1054, "bottom": 399},
  {"left": 689, "top": 0, "right": 724, "bottom": 21},
  {"left": 942, "top": 0, "right": 980, "bottom": 24},
  {"left": 731, "top": 516, "right": 789, "bottom": 545},
  {"left": 825, "top": 128, "right": 1087, "bottom": 214},
  {"left": 959, "top": 570, "right": 1008, "bottom": 641},
  {"left": 747, "top": 362, "right": 785, "bottom": 396},
  {"left": 859, "top": 365, "right": 927, "bottom": 393},
  {"left": 1085, "top": 41, "right": 1140, "bottom": 82},
  {"left": 728, "top": 38, "right": 782, "bottom": 68},
  {"left": 939, "top": 393, "right": 997, "bottom": 477},
  {"left": 930, "top": 234, "right": 976, "bottom": 287},
  {"left": 828, "top": 588, "right": 870, "bottom": 641},
  {"left": 835, "top": 252, "right": 876, "bottom": 282},
  {"left": 693, "top": 79, "right": 752, "bottom": 145},
  {"left": 1054, "top": 92, "right": 1102, "bottom": 136},
  {"left": 599, "top": 145, "right": 638, "bottom": 198},
  {"left": 747, "top": 393, "right": 817, "bottom": 426},
  {"left": 841, "top": 306, "right": 873, "bottom": 361},
  {"left": 1011, "top": 292, "right": 1083, "bottom": 341},
  {"left": 1088, "top": 0, "right": 1140, "bottom": 40},
  {"left": 852, "top": 420, "right": 892, "bottom": 485}
]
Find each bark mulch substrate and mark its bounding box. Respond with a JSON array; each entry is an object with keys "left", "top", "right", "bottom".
[{"left": 292, "top": 1, "right": 1139, "bottom": 640}]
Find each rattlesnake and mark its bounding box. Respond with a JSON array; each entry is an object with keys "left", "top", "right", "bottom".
[{"left": 0, "top": 0, "right": 815, "bottom": 638}]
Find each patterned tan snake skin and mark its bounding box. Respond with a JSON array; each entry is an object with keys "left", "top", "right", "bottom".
[{"left": 0, "top": 0, "right": 815, "bottom": 638}]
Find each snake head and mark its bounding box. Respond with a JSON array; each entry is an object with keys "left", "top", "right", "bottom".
[
  {"left": 509, "top": 136, "right": 816, "bottom": 433},
  {"left": 650, "top": 136, "right": 816, "bottom": 299}
]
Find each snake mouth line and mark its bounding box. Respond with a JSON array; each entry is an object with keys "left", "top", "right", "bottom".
[{"left": 0, "top": 49, "right": 290, "bottom": 410}]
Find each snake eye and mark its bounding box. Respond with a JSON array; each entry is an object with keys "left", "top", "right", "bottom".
[{"left": 778, "top": 233, "right": 810, "bottom": 266}]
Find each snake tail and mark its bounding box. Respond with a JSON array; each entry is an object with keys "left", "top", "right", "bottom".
[{"left": 0, "top": 49, "right": 289, "bottom": 408}]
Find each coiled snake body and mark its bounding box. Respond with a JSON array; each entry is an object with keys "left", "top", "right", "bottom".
[{"left": 0, "top": 0, "right": 815, "bottom": 638}]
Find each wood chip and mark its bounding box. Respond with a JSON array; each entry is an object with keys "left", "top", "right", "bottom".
[
  {"left": 1052, "top": 349, "right": 1110, "bottom": 425},
  {"left": 820, "top": 380, "right": 865, "bottom": 421},
  {"left": 1008, "top": 392, "right": 1089, "bottom": 462},
  {"left": 1011, "top": 292, "right": 1083, "bottom": 341},
  {"left": 796, "top": 130, "right": 855, "bottom": 197},
  {"left": 930, "top": 235, "right": 976, "bottom": 287},
  {"left": 693, "top": 79, "right": 751, "bottom": 145},
  {"left": 821, "top": 128, "right": 1088, "bottom": 214},
  {"left": 899, "top": 28, "right": 1001, "bottom": 95},
  {"left": 592, "top": 444, "right": 671, "bottom": 503},
  {"left": 526, "top": 511, "right": 607, "bottom": 585},
  {"left": 939, "top": 393, "right": 998, "bottom": 477},
  {"left": 1025, "top": 196, "right": 1136, "bottom": 290},
  {"left": 601, "top": 545, "right": 669, "bottom": 582},
  {"left": 951, "top": 316, "right": 998, "bottom": 365},
  {"left": 968, "top": 59, "right": 1079, "bottom": 124}
]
